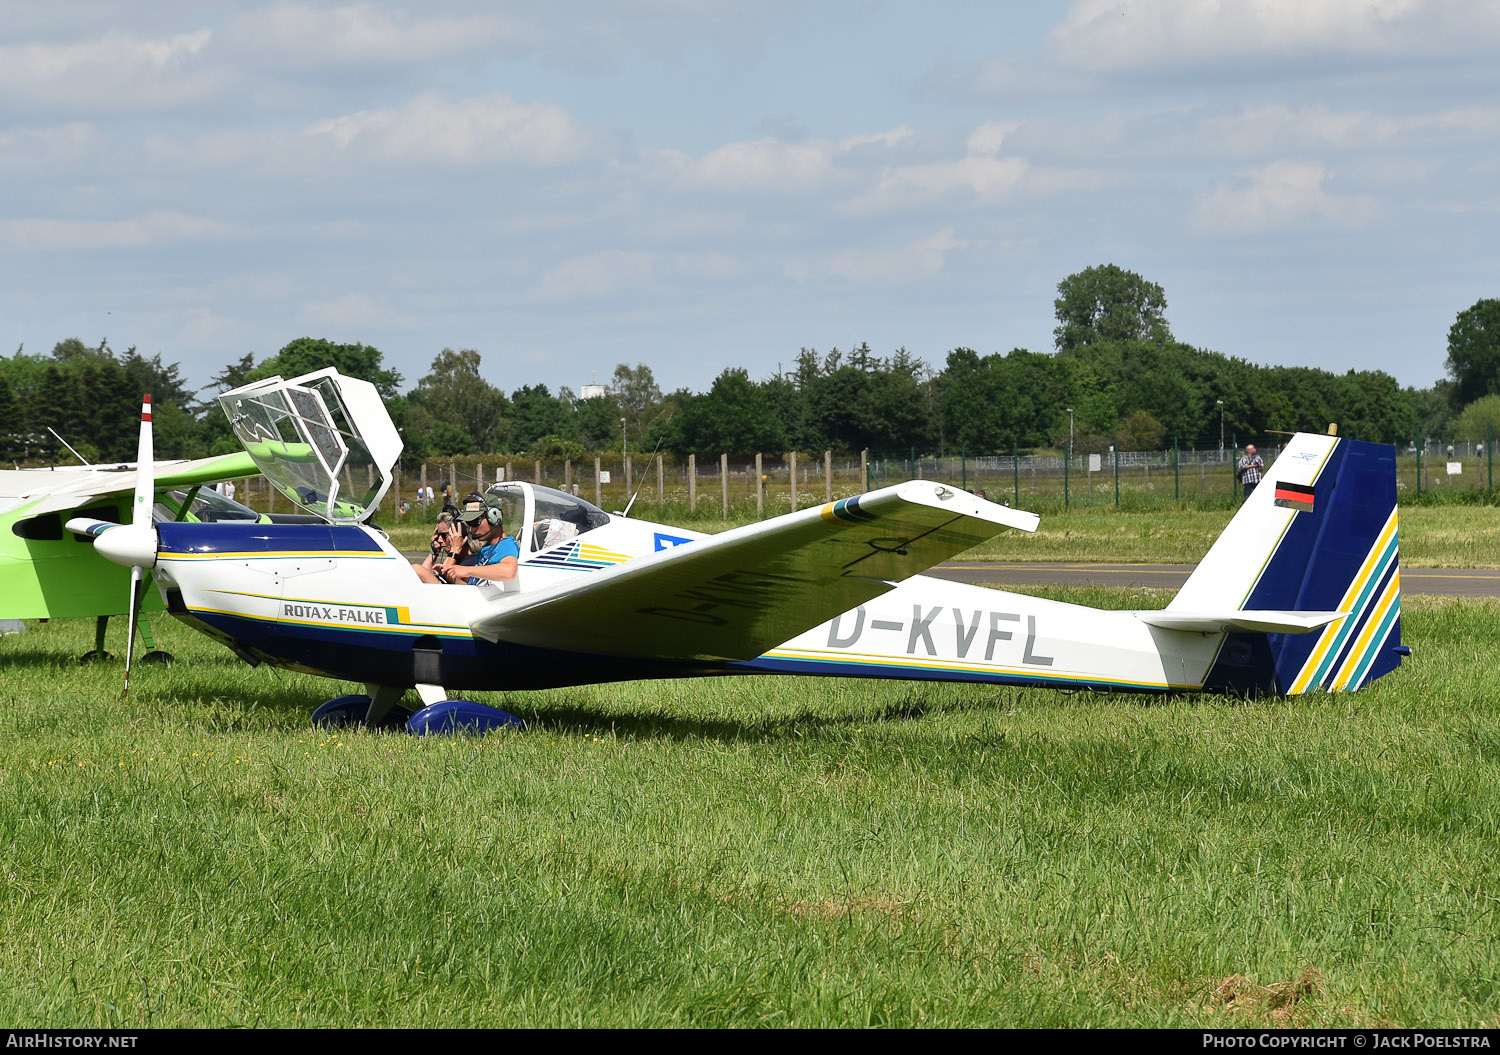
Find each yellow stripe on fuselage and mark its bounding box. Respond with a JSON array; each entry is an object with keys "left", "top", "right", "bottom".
[{"left": 161, "top": 550, "right": 391, "bottom": 560}]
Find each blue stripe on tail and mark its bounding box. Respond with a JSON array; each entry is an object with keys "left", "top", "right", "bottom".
[{"left": 1204, "top": 438, "right": 1403, "bottom": 694}]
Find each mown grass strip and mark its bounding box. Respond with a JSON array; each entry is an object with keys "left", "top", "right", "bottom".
[{"left": 0, "top": 593, "right": 1495, "bottom": 1026}]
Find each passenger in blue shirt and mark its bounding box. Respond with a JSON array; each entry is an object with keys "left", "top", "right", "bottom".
[{"left": 439, "top": 493, "right": 519, "bottom": 586}]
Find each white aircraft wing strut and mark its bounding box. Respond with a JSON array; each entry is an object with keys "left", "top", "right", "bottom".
[{"left": 470, "top": 481, "right": 1038, "bottom": 661}]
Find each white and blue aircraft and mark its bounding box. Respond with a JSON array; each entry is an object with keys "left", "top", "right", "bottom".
[{"left": 69, "top": 369, "right": 1408, "bottom": 733}]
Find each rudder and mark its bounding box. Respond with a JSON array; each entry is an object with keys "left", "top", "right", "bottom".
[{"left": 1173, "top": 434, "right": 1403, "bottom": 693}]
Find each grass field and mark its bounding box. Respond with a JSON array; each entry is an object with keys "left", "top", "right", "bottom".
[
  {"left": 1, "top": 589, "right": 1495, "bottom": 1027},
  {"left": 385, "top": 504, "right": 1500, "bottom": 567}
]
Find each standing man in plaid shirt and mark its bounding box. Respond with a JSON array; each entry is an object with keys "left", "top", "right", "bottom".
[{"left": 1237, "top": 444, "right": 1265, "bottom": 501}]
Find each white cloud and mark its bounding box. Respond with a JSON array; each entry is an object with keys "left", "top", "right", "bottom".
[
  {"left": 671, "top": 126, "right": 914, "bottom": 195},
  {"left": 669, "top": 251, "right": 742, "bottom": 281},
  {"left": 527, "top": 250, "right": 657, "bottom": 302},
  {"left": 939, "top": 0, "right": 1500, "bottom": 98},
  {"left": 1050, "top": 0, "right": 1436, "bottom": 72},
  {"left": 1192, "top": 160, "right": 1379, "bottom": 234},
  {"left": 966, "top": 122, "right": 1021, "bottom": 158},
  {"left": 306, "top": 93, "right": 599, "bottom": 165},
  {"left": 0, "top": 211, "right": 240, "bottom": 251},
  {"left": 231, "top": 3, "right": 534, "bottom": 65},
  {"left": 786, "top": 227, "right": 969, "bottom": 285},
  {"left": 839, "top": 126, "right": 916, "bottom": 152},
  {"left": 301, "top": 291, "right": 414, "bottom": 329},
  {"left": 854, "top": 156, "right": 1030, "bottom": 213},
  {"left": 0, "top": 29, "right": 220, "bottom": 111},
  {"left": 679, "top": 138, "right": 837, "bottom": 194},
  {"left": 0, "top": 123, "right": 100, "bottom": 175}
]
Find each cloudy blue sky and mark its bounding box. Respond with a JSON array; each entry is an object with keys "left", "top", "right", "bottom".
[{"left": 2, "top": 0, "right": 1497, "bottom": 398}]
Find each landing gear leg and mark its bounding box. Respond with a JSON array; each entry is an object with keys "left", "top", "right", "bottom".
[
  {"left": 137, "top": 616, "right": 174, "bottom": 664},
  {"left": 311, "top": 687, "right": 414, "bottom": 730},
  {"left": 363, "top": 683, "right": 411, "bottom": 728},
  {"left": 80, "top": 615, "right": 113, "bottom": 662}
]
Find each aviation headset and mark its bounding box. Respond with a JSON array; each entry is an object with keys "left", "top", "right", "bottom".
[{"left": 458, "top": 491, "right": 504, "bottom": 536}]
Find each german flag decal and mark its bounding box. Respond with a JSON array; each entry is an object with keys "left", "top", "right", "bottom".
[{"left": 1274, "top": 481, "right": 1316, "bottom": 512}]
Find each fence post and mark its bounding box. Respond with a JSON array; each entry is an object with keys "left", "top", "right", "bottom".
[
  {"left": 420, "top": 463, "right": 427, "bottom": 507},
  {"left": 1114, "top": 444, "right": 1119, "bottom": 508},
  {"left": 656, "top": 454, "right": 664, "bottom": 508},
  {"left": 1064, "top": 440, "right": 1070, "bottom": 511},
  {"left": 565, "top": 459, "right": 572, "bottom": 491},
  {"left": 1013, "top": 443, "right": 1020, "bottom": 507},
  {"left": 1490, "top": 425, "right": 1493, "bottom": 490},
  {"left": 824, "top": 450, "right": 832, "bottom": 502},
  {"left": 1173, "top": 438, "right": 1180, "bottom": 502},
  {"left": 1230, "top": 434, "right": 1238, "bottom": 499},
  {"left": 789, "top": 450, "right": 797, "bottom": 510},
  {"left": 1417, "top": 437, "right": 1423, "bottom": 497},
  {"left": 625, "top": 454, "right": 632, "bottom": 496},
  {"left": 594, "top": 457, "right": 602, "bottom": 507},
  {"left": 534, "top": 459, "right": 541, "bottom": 484},
  {"left": 861, "top": 449, "right": 869, "bottom": 492},
  {"left": 960, "top": 445, "right": 966, "bottom": 491},
  {"left": 689, "top": 453, "right": 697, "bottom": 512},
  {"left": 721, "top": 453, "right": 728, "bottom": 517},
  {"left": 755, "top": 453, "right": 764, "bottom": 518}
]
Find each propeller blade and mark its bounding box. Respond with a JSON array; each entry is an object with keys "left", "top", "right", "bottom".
[
  {"left": 133, "top": 395, "right": 153, "bottom": 527},
  {"left": 124, "top": 394, "right": 154, "bottom": 701},
  {"left": 124, "top": 566, "right": 143, "bottom": 701}
]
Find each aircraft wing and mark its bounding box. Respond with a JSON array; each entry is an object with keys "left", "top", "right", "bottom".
[
  {"left": 0, "top": 451, "right": 259, "bottom": 515},
  {"left": 471, "top": 482, "right": 1038, "bottom": 660}
]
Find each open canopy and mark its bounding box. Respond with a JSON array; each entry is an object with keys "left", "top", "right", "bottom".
[{"left": 217, "top": 368, "right": 401, "bottom": 523}]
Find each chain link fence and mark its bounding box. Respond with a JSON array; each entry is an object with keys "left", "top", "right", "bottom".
[{"left": 220, "top": 437, "right": 1500, "bottom": 523}]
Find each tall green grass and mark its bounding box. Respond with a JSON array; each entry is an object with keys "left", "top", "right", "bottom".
[{"left": 0, "top": 592, "right": 1495, "bottom": 1026}]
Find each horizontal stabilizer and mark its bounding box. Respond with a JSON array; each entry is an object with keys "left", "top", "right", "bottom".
[
  {"left": 1134, "top": 610, "right": 1346, "bottom": 635},
  {"left": 472, "top": 482, "right": 1036, "bottom": 660}
]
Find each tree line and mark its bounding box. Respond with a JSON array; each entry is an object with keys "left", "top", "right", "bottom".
[{"left": 4, "top": 266, "right": 1499, "bottom": 467}]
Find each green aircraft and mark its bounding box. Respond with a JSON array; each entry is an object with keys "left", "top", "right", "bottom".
[{"left": 0, "top": 450, "right": 261, "bottom": 659}]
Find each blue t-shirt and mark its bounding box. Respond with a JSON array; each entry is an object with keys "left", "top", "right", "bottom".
[{"left": 462, "top": 535, "right": 519, "bottom": 585}]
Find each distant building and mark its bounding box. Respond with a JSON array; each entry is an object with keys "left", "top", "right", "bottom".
[{"left": 579, "top": 384, "right": 609, "bottom": 400}]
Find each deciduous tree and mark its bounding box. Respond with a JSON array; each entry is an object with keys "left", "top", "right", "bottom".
[{"left": 1053, "top": 264, "right": 1172, "bottom": 353}]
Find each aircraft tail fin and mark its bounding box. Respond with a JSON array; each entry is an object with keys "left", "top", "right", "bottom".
[{"left": 1168, "top": 433, "right": 1402, "bottom": 694}]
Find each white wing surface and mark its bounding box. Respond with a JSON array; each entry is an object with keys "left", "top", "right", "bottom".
[
  {"left": 471, "top": 481, "right": 1038, "bottom": 661},
  {"left": 0, "top": 451, "right": 260, "bottom": 517}
]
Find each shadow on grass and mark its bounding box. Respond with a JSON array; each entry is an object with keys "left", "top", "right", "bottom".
[{"left": 506, "top": 684, "right": 1118, "bottom": 742}]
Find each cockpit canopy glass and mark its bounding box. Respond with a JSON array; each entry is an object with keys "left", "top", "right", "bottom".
[
  {"left": 482, "top": 483, "right": 610, "bottom": 552},
  {"left": 152, "top": 487, "right": 262, "bottom": 524},
  {"left": 218, "top": 374, "right": 384, "bottom": 523}
]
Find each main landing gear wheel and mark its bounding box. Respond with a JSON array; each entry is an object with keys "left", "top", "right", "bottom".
[
  {"left": 139, "top": 650, "right": 174, "bottom": 664},
  {"left": 311, "top": 695, "right": 415, "bottom": 730},
  {"left": 79, "top": 650, "right": 114, "bottom": 663},
  {"left": 406, "top": 700, "right": 525, "bottom": 736}
]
